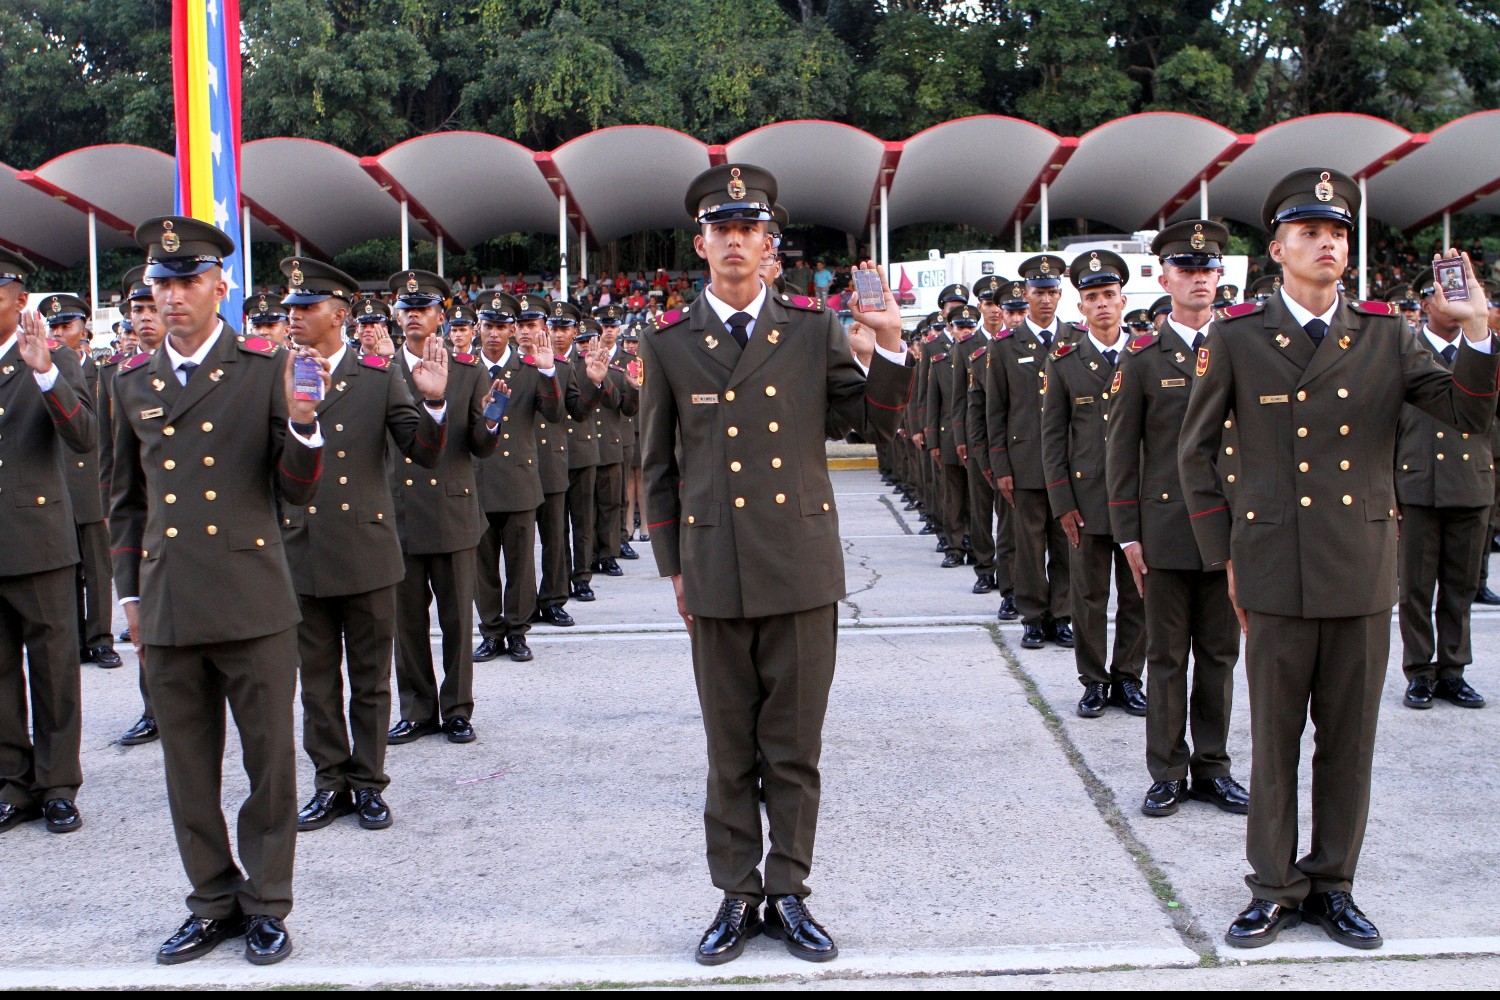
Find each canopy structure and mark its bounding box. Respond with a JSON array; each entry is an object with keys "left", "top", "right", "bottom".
[{"left": 9, "top": 111, "right": 1500, "bottom": 308}]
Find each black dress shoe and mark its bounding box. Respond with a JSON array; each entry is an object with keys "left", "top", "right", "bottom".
[
  {"left": 443, "top": 716, "right": 476, "bottom": 744},
  {"left": 904, "top": 499, "right": 921, "bottom": 511},
  {"left": 590, "top": 558, "right": 606, "bottom": 573},
  {"left": 940, "top": 552, "right": 964, "bottom": 568},
  {"left": 695, "top": 897, "right": 763, "bottom": 966},
  {"left": 1052, "top": 619, "right": 1075, "bottom": 647},
  {"left": 387, "top": 719, "right": 441, "bottom": 745},
  {"left": 43, "top": 798, "right": 82, "bottom": 833},
  {"left": 919, "top": 522, "right": 936, "bottom": 534},
  {"left": 1475, "top": 585, "right": 1500, "bottom": 605},
  {"left": 1224, "top": 898, "right": 1301, "bottom": 948},
  {"left": 89, "top": 646, "right": 123, "bottom": 669},
  {"left": 1404, "top": 676, "right": 1436, "bottom": 708},
  {"left": 121, "top": 715, "right": 159, "bottom": 746},
  {"left": 1190, "top": 775, "right": 1250, "bottom": 814},
  {"left": 506, "top": 634, "right": 533, "bottom": 662},
  {"left": 996, "top": 593, "right": 1019, "bottom": 620},
  {"left": 473, "top": 636, "right": 503, "bottom": 662},
  {"left": 935, "top": 535, "right": 948, "bottom": 551},
  {"left": 244, "top": 915, "right": 293, "bottom": 965},
  {"left": 0, "top": 801, "right": 42, "bottom": 832},
  {"left": 1077, "top": 682, "right": 1108, "bottom": 718},
  {"left": 296, "top": 789, "right": 353, "bottom": 832},
  {"left": 620, "top": 541, "right": 640, "bottom": 560},
  {"left": 118, "top": 628, "right": 134, "bottom": 643},
  {"left": 354, "top": 788, "right": 392, "bottom": 830},
  {"left": 1142, "top": 779, "right": 1187, "bottom": 817},
  {"left": 1111, "top": 678, "right": 1148, "bottom": 716},
  {"left": 1301, "top": 891, "right": 1382, "bottom": 949},
  {"left": 764, "top": 895, "right": 837, "bottom": 962},
  {"left": 536, "top": 604, "right": 575, "bottom": 627},
  {"left": 1020, "top": 621, "right": 1047, "bottom": 649},
  {"left": 157, "top": 913, "right": 246, "bottom": 965},
  {"left": 1436, "top": 676, "right": 1486, "bottom": 708},
  {"left": 603, "top": 558, "right": 623, "bottom": 577},
  {"left": 571, "top": 582, "right": 596, "bottom": 602},
  {"left": 638, "top": 531, "right": 650, "bottom": 542},
  {"left": 971, "top": 573, "right": 995, "bottom": 594}
]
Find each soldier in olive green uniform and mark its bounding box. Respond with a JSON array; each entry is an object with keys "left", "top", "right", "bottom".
[
  {"left": 446, "top": 301, "right": 477, "bottom": 355},
  {"left": 552, "top": 303, "right": 613, "bottom": 602},
  {"left": 644, "top": 165, "right": 908, "bottom": 966},
  {"left": 1183, "top": 170, "right": 1499, "bottom": 951},
  {"left": 245, "top": 293, "right": 289, "bottom": 348},
  {"left": 526, "top": 294, "right": 588, "bottom": 626},
  {"left": 925, "top": 287, "right": 972, "bottom": 565},
  {"left": 960, "top": 277, "right": 1016, "bottom": 609},
  {"left": 619, "top": 324, "right": 645, "bottom": 558},
  {"left": 985, "top": 256, "right": 1074, "bottom": 649},
  {"left": 0, "top": 249, "right": 95, "bottom": 837},
  {"left": 590, "top": 310, "right": 639, "bottom": 576},
  {"left": 912, "top": 313, "right": 947, "bottom": 537},
  {"left": 1106, "top": 222, "right": 1247, "bottom": 819},
  {"left": 1041, "top": 251, "right": 1146, "bottom": 719},
  {"left": 1395, "top": 278, "right": 1493, "bottom": 710},
  {"left": 112, "top": 218, "right": 324, "bottom": 964}
]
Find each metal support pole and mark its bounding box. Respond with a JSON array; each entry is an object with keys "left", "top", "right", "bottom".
[
  {"left": 579, "top": 229, "right": 588, "bottom": 283},
  {"left": 1040, "top": 182, "right": 1050, "bottom": 251},
  {"left": 1358, "top": 176, "right": 1369, "bottom": 300},
  {"left": 241, "top": 204, "right": 252, "bottom": 295},
  {"left": 1443, "top": 210, "right": 1452, "bottom": 251},
  {"left": 869, "top": 221, "right": 878, "bottom": 263},
  {"left": 86, "top": 211, "right": 99, "bottom": 342},
  {"left": 1200, "top": 177, "right": 1209, "bottom": 219},
  {"left": 559, "top": 194, "right": 569, "bottom": 301},
  {"left": 879, "top": 182, "right": 890, "bottom": 282},
  {"left": 400, "top": 199, "right": 410, "bottom": 271},
  {"left": 1014, "top": 219, "right": 1022, "bottom": 253},
  {"left": 1158, "top": 213, "right": 1165, "bottom": 230},
  {"left": 436, "top": 234, "right": 445, "bottom": 278},
  {"left": 294, "top": 238, "right": 302, "bottom": 257}
]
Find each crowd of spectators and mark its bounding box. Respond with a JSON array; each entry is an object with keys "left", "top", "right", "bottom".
[{"left": 1244, "top": 234, "right": 1497, "bottom": 297}]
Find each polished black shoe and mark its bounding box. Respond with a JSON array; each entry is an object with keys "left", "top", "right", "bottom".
[
  {"left": 506, "top": 634, "right": 534, "bottom": 662},
  {"left": 535, "top": 604, "right": 575, "bottom": 627},
  {"left": 571, "top": 582, "right": 596, "bottom": 602},
  {"left": 695, "top": 897, "right": 763, "bottom": 966},
  {"left": 0, "top": 801, "right": 42, "bottom": 832},
  {"left": 764, "top": 895, "right": 837, "bottom": 962},
  {"left": 244, "top": 915, "right": 293, "bottom": 965},
  {"left": 971, "top": 573, "right": 995, "bottom": 594},
  {"left": 1474, "top": 585, "right": 1500, "bottom": 605},
  {"left": 603, "top": 558, "right": 623, "bottom": 577},
  {"left": 121, "top": 715, "right": 159, "bottom": 746},
  {"left": 1020, "top": 621, "right": 1047, "bottom": 649},
  {"left": 638, "top": 531, "right": 650, "bottom": 542},
  {"left": 88, "top": 645, "right": 123, "bottom": 669},
  {"left": 1111, "top": 678, "right": 1148, "bottom": 716},
  {"left": 620, "top": 541, "right": 640, "bottom": 560},
  {"left": 157, "top": 913, "right": 246, "bottom": 965},
  {"left": 935, "top": 535, "right": 949, "bottom": 551},
  {"left": 473, "top": 636, "right": 503, "bottom": 662},
  {"left": 1436, "top": 676, "right": 1486, "bottom": 708},
  {"left": 354, "top": 788, "right": 392, "bottom": 830},
  {"left": 1052, "top": 618, "right": 1075, "bottom": 647},
  {"left": 43, "top": 798, "right": 82, "bottom": 833},
  {"left": 118, "top": 627, "right": 134, "bottom": 643},
  {"left": 590, "top": 558, "right": 606, "bottom": 573},
  {"left": 919, "top": 522, "right": 937, "bottom": 534},
  {"left": 1077, "top": 682, "right": 1108, "bottom": 718},
  {"left": 996, "top": 593, "right": 1019, "bottom": 620},
  {"left": 1190, "top": 775, "right": 1250, "bottom": 814},
  {"left": 1404, "top": 676, "right": 1436, "bottom": 709},
  {"left": 904, "top": 499, "right": 921, "bottom": 511},
  {"left": 296, "top": 789, "right": 353, "bottom": 832},
  {"left": 1224, "top": 898, "right": 1301, "bottom": 948},
  {"left": 1300, "top": 891, "right": 1382, "bottom": 950},
  {"left": 940, "top": 552, "right": 964, "bottom": 568},
  {"left": 443, "top": 716, "right": 476, "bottom": 744},
  {"left": 1141, "top": 779, "right": 1187, "bottom": 817},
  {"left": 387, "top": 718, "right": 441, "bottom": 745}
]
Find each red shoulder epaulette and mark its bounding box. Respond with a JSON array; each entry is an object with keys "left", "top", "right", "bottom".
[
  {"left": 238, "top": 334, "right": 278, "bottom": 356},
  {"left": 609, "top": 363, "right": 626, "bottom": 372},
  {"left": 1223, "top": 302, "right": 1262, "bottom": 320},
  {"left": 1052, "top": 343, "right": 1076, "bottom": 360},
  {"left": 46, "top": 338, "right": 61, "bottom": 351},
  {"left": 1350, "top": 299, "right": 1396, "bottom": 316},
  {"left": 969, "top": 345, "right": 987, "bottom": 362},
  {"left": 359, "top": 354, "right": 391, "bottom": 371},
  {"left": 996, "top": 327, "right": 1013, "bottom": 339},
  {"left": 956, "top": 330, "right": 975, "bottom": 343},
  {"left": 101, "top": 353, "right": 124, "bottom": 367},
  {"left": 782, "top": 294, "right": 822, "bottom": 312},
  {"left": 1127, "top": 333, "right": 1158, "bottom": 354},
  {"left": 654, "top": 309, "right": 686, "bottom": 331},
  {"left": 453, "top": 352, "right": 478, "bottom": 366},
  {"left": 932, "top": 352, "right": 948, "bottom": 363},
  {"left": 120, "top": 353, "right": 152, "bottom": 374},
  {"left": 922, "top": 332, "right": 937, "bottom": 343}
]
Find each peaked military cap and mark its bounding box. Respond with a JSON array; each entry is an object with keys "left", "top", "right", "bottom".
[
  {"left": 949, "top": 304, "right": 980, "bottom": 327},
  {"left": 516, "top": 292, "right": 550, "bottom": 320},
  {"left": 1385, "top": 284, "right": 1420, "bottom": 307},
  {"left": 1148, "top": 294, "right": 1173, "bottom": 318},
  {"left": 351, "top": 296, "right": 392, "bottom": 323},
  {"left": 1124, "top": 308, "right": 1153, "bottom": 330},
  {"left": 937, "top": 283, "right": 970, "bottom": 308},
  {"left": 1216, "top": 284, "right": 1240, "bottom": 305},
  {"left": 687, "top": 163, "right": 777, "bottom": 225},
  {"left": 546, "top": 299, "right": 582, "bottom": 326},
  {"left": 1262, "top": 167, "right": 1359, "bottom": 233},
  {"left": 280, "top": 257, "right": 357, "bottom": 306},
  {"left": 768, "top": 204, "right": 789, "bottom": 248},
  {"left": 136, "top": 216, "right": 235, "bottom": 279},
  {"left": 247, "top": 292, "right": 288, "bottom": 326},
  {"left": 973, "top": 275, "right": 1004, "bottom": 301},
  {"left": 387, "top": 269, "right": 450, "bottom": 308},
  {"left": 446, "top": 302, "right": 477, "bottom": 325},
  {"left": 575, "top": 316, "right": 601, "bottom": 340},
  {"left": 0, "top": 247, "right": 36, "bottom": 288},
  {"left": 1000, "top": 278, "right": 1027, "bottom": 310},
  {"left": 595, "top": 303, "right": 624, "bottom": 326},
  {"left": 924, "top": 310, "right": 947, "bottom": 330},
  {"left": 620, "top": 322, "right": 642, "bottom": 343},
  {"left": 119, "top": 264, "right": 153, "bottom": 302},
  {"left": 37, "top": 293, "right": 88, "bottom": 325},
  {"left": 477, "top": 290, "right": 520, "bottom": 322},
  {"left": 1152, "top": 220, "right": 1229, "bottom": 269},
  {"left": 1069, "top": 250, "right": 1129, "bottom": 290},
  {"left": 1018, "top": 254, "right": 1067, "bottom": 288},
  {"left": 1248, "top": 274, "right": 1283, "bottom": 301}
]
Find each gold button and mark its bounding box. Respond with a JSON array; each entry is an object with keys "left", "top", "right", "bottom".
[
  {"left": 206, "top": 525, "right": 217, "bottom": 535},
  {"left": 405, "top": 457, "right": 413, "bottom": 464},
  {"left": 1101, "top": 392, "right": 1109, "bottom": 400},
  {"left": 1338, "top": 388, "right": 1349, "bottom": 398},
  {"left": 539, "top": 423, "right": 546, "bottom": 429},
  {"left": 1296, "top": 390, "right": 1306, "bottom": 401},
  {"left": 1224, "top": 420, "right": 1233, "bottom": 429},
  {"left": 166, "top": 527, "right": 178, "bottom": 537},
  {"left": 730, "top": 461, "right": 742, "bottom": 472},
  {"left": 735, "top": 497, "right": 746, "bottom": 508},
  {"left": 540, "top": 439, "right": 547, "bottom": 445},
  {"left": 1226, "top": 474, "right": 1236, "bottom": 483},
  {"left": 775, "top": 493, "right": 786, "bottom": 504},
  {"left": 1246, "top": 512, "right": 1255, "bottom": 520},
  {"left": 339, "top": 476, "right": 348, "bottom": 485},
  {"left": 335, "top": 423, "right": 344, "bottom": 432},
  {"left": 822, "top": 502, "right": 831, "bottom": 511},
  {"left": 405, "top": 479, "right": 413, "bottom": 486},
  {"left": 308, "top": 506, "right": 317, "bottom": 514},
  {"left": 203, "top": 457, "right": 214, "bottom": 467},
  {"left": 1464, "top": 454, "right": 1471, "bottom": 461},
  {"left": 503, "top": 451, "right": 509, "bottom": 457},
  {"left": 35, "top": 496, "right": 44, "bottom": 505},
  {"left": 1342, "top": 495, "right": 1353, "bottom": 505},
  {"left": 502, "top": 433, "right": 510, "bottom": 439},
  {"left": 766, "top": 386, "right": 777, "bottom": 397},
  {"left": 1161, "top": 493, "right": 1170, "bottom": 500},
  {"left": 502, "top": 415, "right": 509, "bottom": 422},
  {"left": 1103, "top": 414, "right": 1110, "bottom": 421},
  {"left": 1076, "top": 471, "right": 1082, "bottom": 478},
  {"left": 464, "top": 488, "right": 470, "bottom": 494},
  {"left": 1463, "top": 433, "right": 1470, "bottom": 440},
  {"left": 1297, "top": 427, "right": 1308, "bottom": 437},
  {"left": 201, "top": 421, "right": 213, "bottom": 432},
  {"left": 728, "top": 426, "right": 738, "bottom": 437},
  {"left": 771, "top": 458, "right": 782, "bottom": 469},
  {"left": 337, "top": 450, "right": 346, "bottom": 458},
  {"left": 1339, "top": 425, "right": 1350, "bottom": 436},
  {"left": 430, "top": 479, "right": 438, "bottom": 485},
  {"left": 77, "top": 460, "right": 84, "bottom": 468},
  {"left": 165, "top": 493, "right": 177, "bottom": 504},
  {"left": 341, "top": 503, "right": 350, "bottom": 511},
  {"left": 163, "top": 426, "right": 175, "bottom": 436},
  {"left": 687, "top": 515, "right": 695, "bottom": 524},
  {"left": 164, "top": 459, "right": 175, "bottom": 470},
  {"left": 256, "top": 538, "right": 265, "bottom": 547},
  {"left": 201, "top": 490, "right": 216, "bottom": 502},
  {"left": 1299, "top": 462, "right": 1309, "bottom": 473},
  {"left": 1301, "top": 497, "right": 1312, "bottom": 507},
  {"left": 1225, "top": 446, "right": 1234, "bottom": 455},
  {"left": 725, "top": 390, "right": 736, "bottom": 402},
  {"left": 1437, "top": 431, "right": 1445, "bottom": 439},
  {"left": 1402, "top": 463, "right": 1409, "bottom": 470},
  {"left": 1438, "top": 453, "right": 1446, "bottom": 460},
  {"left": 377, "top": 513, "right": 383, "bottom": 520},
  {"left": 1340, "top": 460, "right": 1351, "bottom": 471},
  {"left": 768, "top": 421, "right": 779, "bottom": 432}
]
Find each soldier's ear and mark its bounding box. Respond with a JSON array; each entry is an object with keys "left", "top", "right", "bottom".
[
  {"left": 1268, "top": 240, "right": 1284, "bottom": 266},
  {"left": 693, "top": 234, "right": 708, "bottom": 260}
]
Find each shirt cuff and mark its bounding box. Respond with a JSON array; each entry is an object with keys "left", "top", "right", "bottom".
[
  {"left": 33, "top": 366, "right": 59, "bottom": 392},
  {"left": 1466, "top": 333, "right": 1495, "bottom": 355},
  {"left": 118, "top": 596, "right": 139, "bottom": 606},
  {"left": 536, "top": 366, "right": 556, "bottom": 377},
  {"left": 874, "top": 343, "right": 907, "bottom": 366},
  {"left": 422, "top": 400, "right": 447, "bottom": 424},
  {"left": 287, "top": 419, "right": 325, "bottom": 448}
]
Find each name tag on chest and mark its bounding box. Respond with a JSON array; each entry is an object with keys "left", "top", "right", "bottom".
[
  {"left": 691, "top": 393, "right": 719, "bottom": 405},
  {"left": 140, "top": 407, "right": 165, "bottom": 420},
  {"left": 1074, "top": 396, "right": 1095, "bottom": 405},
  {"left": 1160, "top": 378, "right": 1186, "bottom": 388},
  {"left": 1018, "top": 356, "right": 1035, "bottom": 364},
  {"left": 1259, "top": 394, "right": 1290, "bottom": 405}
]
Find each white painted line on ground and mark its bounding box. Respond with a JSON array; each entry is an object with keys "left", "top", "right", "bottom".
[{"left": 1211, "top": 935, "right": 1500, "bottom": 962}]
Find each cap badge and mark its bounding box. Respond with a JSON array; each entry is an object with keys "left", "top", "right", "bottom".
[
  {"left": 290, "top": 261, "right": 304, "bottom": 287},
  {"left": 160, "top": 220, "right": 180, "bottom": 253},
  {"left": 48, "top": 298, "right": 60, "bottom": 314},
  {"left": 1039, "top": 259, "right": 1050, "bottom": 274},
  {"left": 1088, "top": 252, "right": 1101, "bottom": 272},
  {"left": 553, "top": 304, "right": 563, "bottom": 317},
  {"left": 1190, "top": 225, "right": 1206, "bottom": 251},
  {"left": 363, "top": 301, "right": 374, "bottom": 315},
  {"left": 1315, "top": 171, "right": 1334, "bottom": 203},
  {"left": 406, "top": 273, "right": 419, "bottom": 293},
  {"left": 727, "top": 167, "right": 746, "bottom": 201}
]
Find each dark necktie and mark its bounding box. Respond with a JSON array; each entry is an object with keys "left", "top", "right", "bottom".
[
  {"left": 1192, "top": 332, "right": 1205, "bottom": 351},
  {"left": 727, "top": 312, "right": 751, "bottom": 349},
  {"left": 1037, "top": 329, "right": 1051, "bottom": 349},
  {"left": 490, "top": 364, "right": 504, "bottom": 380},
  {"left": 1305, "top": 318, "right": 1328, "bottom": 348},
  {"left": 1442, "top": 344, "right": 1458, "bottom": 365},
  {"left": 177, "top": 360, "right": 198, "bottom": 386},
  {"left": 1103, "top": 349, "right": 1118, "bottom": 367}
]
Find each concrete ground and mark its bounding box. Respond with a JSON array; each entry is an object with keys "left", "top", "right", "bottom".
[{"left": 2, "top": 468, "right": 1497, "bottom": 990}]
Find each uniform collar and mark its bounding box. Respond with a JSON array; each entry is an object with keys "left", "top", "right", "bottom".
[
  {"left": 1279, "top": 287, "right": 1338, "bottom": 329},
  {"left": 163, "top": 320, "right": 224, "bottom": 372}
]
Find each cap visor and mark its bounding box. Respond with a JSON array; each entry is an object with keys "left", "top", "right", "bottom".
[
  {"left": 1161, "top": 253, "right": 1224, "bottom": 270},
  {"left": 395, "top": 294, "right": 443, "bottom": 308},
  {"left": 145, "top": 259, "right": 220, "bottom": 279}
]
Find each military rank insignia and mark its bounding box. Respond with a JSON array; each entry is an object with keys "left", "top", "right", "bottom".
[
  {"left": 1110, "top": 370, "right": 1122, "bottom": 394},
  {"left": 1196, "top": 347, "right": 1210, "bottom": 378},
  {"left": 1039, "top": 370, "right": 1048, "bottom": 396}
]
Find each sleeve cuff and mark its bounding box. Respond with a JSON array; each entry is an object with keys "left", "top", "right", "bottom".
[
  {"left": 33, "top": 366, "right": 59, "bottom": 392},
  {"left": 873, "top": 343, "right": 907, "bottom": 366},
  {"left": 287, "top": 419, "right": 325, "bottom": 448},
  {"left": 423, "top": 401, "right": 448, "bottom": 425},
  {"left": 118, "top": 596, "right": 139, "bottom": 606},
  {"left": 1465, "top": 333, "right": 1495, "bottom": 355}
]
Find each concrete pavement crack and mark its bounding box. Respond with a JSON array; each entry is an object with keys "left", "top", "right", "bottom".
[
  {"left": 877, "top": 493, "right": 914, "bottom": 534},
  {"left": 839, "top": 539, "right": 880, "bottom": 625}
]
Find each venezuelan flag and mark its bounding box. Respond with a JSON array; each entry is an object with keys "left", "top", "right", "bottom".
[{"left": 172, "top": 0, "right": 244, "bottom": 320}]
